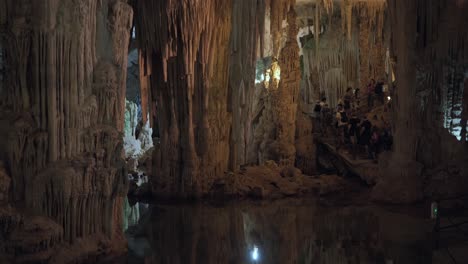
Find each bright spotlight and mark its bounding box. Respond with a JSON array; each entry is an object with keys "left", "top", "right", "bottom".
[
  {"left": 387, "top": 96, "right": 391, "bottom": 101},
  {"left": 251, "top": 246, "right": 259, "bottom": 262}
]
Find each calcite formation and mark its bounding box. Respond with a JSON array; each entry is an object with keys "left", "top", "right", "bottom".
[
  {"left": 135, "top": 0, "right": 299, "bottom": 197},
  {"left": 373, "top": 0, "right": 468, "bottom": 203},
  {"left": 300, "top": 0, "right": 387, "bottom": 108},
  {"left": 136, "top": 0, "right": 234, "bottom": 197},
  {"left": 261, "top": 9, "right": 302, "bottom": 166},
  {"left": 0, "top": 0, "right": 133, "bottom": 259}
]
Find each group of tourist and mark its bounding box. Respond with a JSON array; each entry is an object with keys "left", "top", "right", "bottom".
[
  {"left": 335, "top": 109, "right": 393, "bottom": 161},
  {"left": 313, "top": 79, "right": 393, "bottom": 161}
]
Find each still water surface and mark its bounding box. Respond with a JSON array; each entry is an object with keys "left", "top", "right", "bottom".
[{"left": 121, "top": 198, "right": 432, "bottom": 264}]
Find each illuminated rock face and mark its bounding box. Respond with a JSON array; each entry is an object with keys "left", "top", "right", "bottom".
[
  {"left": 266, "top": 10, "right": 302, "bottom": 166},
  {"left": 0, "top": 0, "right": 132, "bottom": 258},
  {"left": 135, "top": 0, "right": 298, "bottom": 197}
]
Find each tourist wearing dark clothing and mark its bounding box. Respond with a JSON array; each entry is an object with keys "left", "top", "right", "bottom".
[
  {"left": 369, "top": 126, "right": 380, "bottom": 161},
  {"left": 336, "top": 107, "right": 348, "bottom": 149},
  {"left": 313, "top": 101, "right": 322, "bottom": 133},
  {"left": 359, "top": 116, "right": 372, "bottom": 159},
  {"left": 348, "top": 115, "right": 361, "bottom": 141},
  {"left": 321, "top": 103, "right": 332, "bottom": 135},
  {"left": 375, "top": 81, "right": 384, "bottom": 105},
  {"left": 359, "top": 117, "right": 372, "bottom": 146},
  {"left": 348, "top": 114, "right": 361, "bottom": 159},
  {"left": 354, "top": 88, "right": 360, "bottom": 110},
  {"left": 381, "top": 122, "right": 393, "bottom": 151},
  {"left": 344, "top": 88, "right": 353, "bottom": 113}
]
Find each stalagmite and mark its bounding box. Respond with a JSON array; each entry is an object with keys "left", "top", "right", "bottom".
[
  {"left": 256, "top": 8, "right": 301, "bottom": 166},
  {"left": 0, "top": 0, "right": 133, "bottom": 260}
]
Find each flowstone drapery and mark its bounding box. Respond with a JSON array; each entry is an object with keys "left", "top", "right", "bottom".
[{"left": 0, "top": 0, "right": 132, "bottom": 260}]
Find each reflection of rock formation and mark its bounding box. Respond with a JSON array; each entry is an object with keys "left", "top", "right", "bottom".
[
  {"left": 137, "top": 202, "right": 430, "bottom": 264},
  {"left": 1, "top": 0, "right": 132, "bottom": 260},
  {"left": 144, "top": 205, "right": 247, "bottom": 264}
]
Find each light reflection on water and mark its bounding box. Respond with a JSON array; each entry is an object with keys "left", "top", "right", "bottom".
[{"left": 123, "top": 199, "right": 432, "bottom": 264}]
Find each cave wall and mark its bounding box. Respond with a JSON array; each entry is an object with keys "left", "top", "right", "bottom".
[
  {"left": 0, "top": 0, "right": 132, "bottom": 255},
  {"left": 373, "top": 0, "right": 468, "bottom": 203}
]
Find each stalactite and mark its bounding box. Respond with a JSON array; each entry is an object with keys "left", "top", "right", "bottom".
[
  {"left": 314, "top": 4, "right": 320, "bottom": 58},
  {"left": 138, "top": 50, "right": 151, "bottom": 125},
  {"left": 229, "top": 0, "right": 268, "bottom": 170},
  {"left": 1, "top": 0, "right": 132, "bottom": 257},
  {"left": 301, "top": 11, "right": 361, "bottom": 107},
  {"left": 136, "top": 0, "right": 234, "bottom": 197}
]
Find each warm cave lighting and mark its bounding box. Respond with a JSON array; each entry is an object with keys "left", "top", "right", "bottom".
[
  {"left": 273, "top": 67, "right": 281, "bottom": 81},
  {"left": 251, "top": 245, "right": 260, "bottom": 262},
  {"left": 387, "top": 96, "right": 391, "bottom": 101}
]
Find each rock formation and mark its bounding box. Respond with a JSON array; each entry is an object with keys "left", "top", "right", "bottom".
[
  {"left": 373, "top": 0, "right": 468, "bottom": 203},
  {"left": 253, "top": 9, "right": 302, "bottom": 167},
  {"left": 1, "top": 0, "right": 467, "bottom": 261},
  {"left": 135, "top": 0, "right": 299, "bottom": 198},
  {"left": 300, "top": 0, "right": 388, "bottom": 108},
  {"left": 1, "top": 0, "right": 133, "bottom": 261},
  {"left": 135, "top": 0, "right": 234, "bottom": 198}
]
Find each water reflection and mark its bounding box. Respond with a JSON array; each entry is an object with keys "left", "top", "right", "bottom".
[{"left": 124, "top": 199, "right": 432, "bottom": 264}]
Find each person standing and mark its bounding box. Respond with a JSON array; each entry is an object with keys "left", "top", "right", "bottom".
[
  {"left": 348, "top": 113, "right": 361, "bottom": 159},
  {"left": 344, "top": 87, "right": 353, "bottom": 114},
  {"left": 336, "top": 106, "right": 349, "bottom": 150},
  {"left": 370, "top": 126, "right": 380, "bottom": 162},
  {"left": 321, "top": 103, "right": 332, "bottom": 136},
  {"left": 359, "top": 115, "right": 372, "bottom": 158},
  {"left": 374, "top": 80, "right": 385, "bottom": 105},
  {"left": 354, "top": 88, "right": 360, "bottom": 110},
  {"left": 313, "top": 100, "right": 322, "bottom": 134}
]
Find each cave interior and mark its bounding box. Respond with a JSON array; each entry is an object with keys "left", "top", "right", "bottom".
[{"left": 1, "top": 0, "right": 468, "bottom": 263}]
